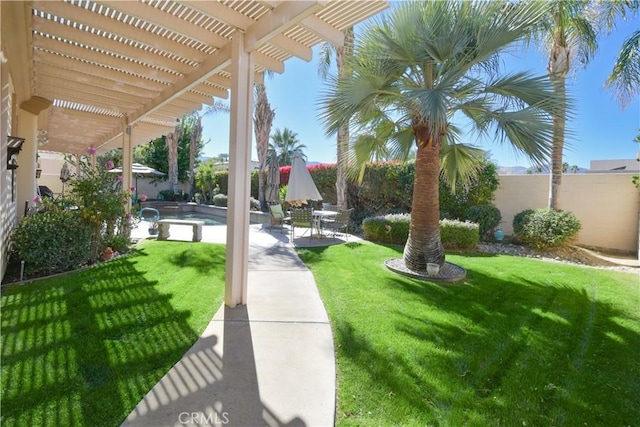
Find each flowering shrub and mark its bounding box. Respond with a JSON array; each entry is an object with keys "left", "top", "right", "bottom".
[
  {"left": 363, "top": 214, "right": 479, "bottom": 249},
  {"left": 66, "top": 158, "right": 132, "bottom": 263},
  {"left": 11, "top": 155, "right": 133, "bottom": 278}
]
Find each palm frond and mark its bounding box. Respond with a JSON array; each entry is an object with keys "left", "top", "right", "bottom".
[
  {"left": 595, "top": 0, "right": 639, "bottom": 32},
  {"left": 605, "top": 29, "right": 640, "bottom": 108},
  {"left": 440, "top": 142, "right": 486, "bottom": 191},
  {"left": 493, "top": 108, "right": 554, "bottom": 166},
  {"left": 317, "top": 42, "right": 334, "bottom": 80}
]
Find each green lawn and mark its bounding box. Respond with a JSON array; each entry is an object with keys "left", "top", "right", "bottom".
[
  {"left": 298, "top": 242, "right": 640, "bottom": 427},
  {"left": 1, "top": 240, "right": 226, "bottom": 427}
]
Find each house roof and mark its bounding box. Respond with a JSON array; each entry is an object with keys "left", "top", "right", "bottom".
[{"left": 3, "top": 0, "right": 387, "bottom": 155}]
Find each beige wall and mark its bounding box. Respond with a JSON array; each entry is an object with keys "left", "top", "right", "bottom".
[
  {"left": 1, "top": 61, "right": 16, "bottom": 280},
  {"left": 494, "top": 173, "right": 640, "bottom": 254}
]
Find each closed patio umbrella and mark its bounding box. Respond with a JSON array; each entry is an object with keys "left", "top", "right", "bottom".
[
  {"left": 265, "top": 151, "right": 281, "bottom": 204},
  {"left": 285, "top": 150, "right": 322, "bottom": 206}
]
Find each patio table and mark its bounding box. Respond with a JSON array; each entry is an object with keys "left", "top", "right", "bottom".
[{"left": 312, "top": 210, "right": 338, "bottom": 238}]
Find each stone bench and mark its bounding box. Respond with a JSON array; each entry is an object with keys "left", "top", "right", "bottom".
[{"left": 157, "top": 219, "right": 204, "bottom": 242}]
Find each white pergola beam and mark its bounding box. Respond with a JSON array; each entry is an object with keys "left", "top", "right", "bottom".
[
  {"left": 302, "top": 15, "right": 345, "bottom": 47},
  {"left": 181, "top": 1, "right": 312, "bottom": 61},
  {"left": 98, "top": 1, "right": 229, "bottom": 48},
  {"left": 244, "top": 1, "right": 325, "bottom": 52},
  {"left": 33, "top": 1, "right": 206, "bottom": 62},
  {"left": 34, "top": 35, "right": 180, "bottom": 85},
  {"left": 128, "top": 43, "right": 232, "bottom": 124},
  {"left": 2, "top": 1, "right": 32, "bottom": 104},
  {"left": 32, "top": 16, "right": 194, "bottom": 75},
  {"left": 38, "top": 65, "right": 161, "bottom": 99},
  {"left": 35, "top": 50, "right": 170, "bottom": 92}
]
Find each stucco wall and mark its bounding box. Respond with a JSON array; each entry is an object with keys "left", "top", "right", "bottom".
[
  {"left": 1, "top": 62, "right": 16, "bottom": 281},
  {"left": 494, "top": 173, "right": 640, "bottom": 254}
]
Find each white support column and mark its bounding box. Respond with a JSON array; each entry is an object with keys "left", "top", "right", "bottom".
[
  {"left": 16, "top": 109, "right": 38, "bottom": 217},
  {"left": 225, "top": 33, "right": 254, "bottom": 307},
  {"left": 122, "top": 122, "right": 133, "bottom": 213}
]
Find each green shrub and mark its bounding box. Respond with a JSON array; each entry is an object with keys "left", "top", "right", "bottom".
[
  {"left": 10, "top": 207, "right": 92, "bottom": 276},
  {"left": 102, "top": 233, "right": 131, "bottom": 253},
  {"left": 362, "top": 214, "right": 478, "bottom": 250},
  {"left": 69, "top": 159, "right": 130, "bottom": 262},
  {"left": 513, "top": 208, "right": 581, "bottom": 249},
  {"left": 213, "top": 194, "right": 228, "bottom": 207},
  {"left": 158, "top": 189, "right": 174, "bottom": 201},
  {"left": 440, "top": 219, "right": 479, "bottom": 250},
  {"left": 465, "top": 204, "right": 502, "bottom": 240},
  {"left": 362, "top": 214, "right": 411, "bottom": 245},
  {"left": 439, "top": 160, "right": 499, "bottom": 219}
]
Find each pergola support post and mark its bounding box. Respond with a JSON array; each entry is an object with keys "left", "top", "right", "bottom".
[
  {"left": 225, "top": 33, "right": 254, "bottom": 307},
  {"left": 122, "top": 122, "right": 133, "bottom": 213}
]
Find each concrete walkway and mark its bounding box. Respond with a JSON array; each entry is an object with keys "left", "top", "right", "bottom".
[{"left": 122, "top": 224, "right": 356, "bottom": 427}]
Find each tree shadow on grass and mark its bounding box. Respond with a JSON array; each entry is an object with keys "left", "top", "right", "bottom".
[
  {"left": 334, "top": 252, "right": 640, "bottom": 426},
  {"left": 1, "top": 254, "right": 206, "bottom": 427}
]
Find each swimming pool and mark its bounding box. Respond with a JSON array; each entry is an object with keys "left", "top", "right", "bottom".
[{"left": 158, "top": 212, "right": 227, "bottom": 226}]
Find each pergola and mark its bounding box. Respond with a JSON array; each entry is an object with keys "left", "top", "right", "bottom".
[{"left": 0, "top": 0, "right": 387, "bottom": 306}]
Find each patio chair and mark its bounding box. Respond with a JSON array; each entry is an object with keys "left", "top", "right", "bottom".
[
  {"left": 269, "top": 204, "right": 290, "bottom": 233},
  {"left": 290, "top": 207, "right": 314, "bottom": 240},
  {"left": 321, "top": 208, "right": 353, "bottom": 240}
]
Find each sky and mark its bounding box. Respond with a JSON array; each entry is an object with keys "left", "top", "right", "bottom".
[{"left": 200, "top": 11, "right": 639, "bottom": 170}]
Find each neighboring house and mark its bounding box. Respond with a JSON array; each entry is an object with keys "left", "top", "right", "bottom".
[{"left": 589, "top": 153, "right": 640, "bottom": 172}]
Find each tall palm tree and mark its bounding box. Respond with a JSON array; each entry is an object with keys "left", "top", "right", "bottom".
[
  {"left": 321, "top": 0, "right": 561, "bottom": 273},
  {"left": 165, "top": 124, "right": 181, "bottom": 193},
  {"left": 254, "top": 74, "right": 276, "bottom": 210},
  {"left": 190, "top": 102, "right": 229, "bottom": 197},
  {"left": 318, "top": 27, "right": 355, "bottom": 210},
  {"left": 598, "top": 0, "right": 639, "bottom": 108},
  {"left": 269, "top": 128, "right": 307, "bottom": 166},
  {"left": 537, "top": 0, "right": 597, "bottom": 210}
]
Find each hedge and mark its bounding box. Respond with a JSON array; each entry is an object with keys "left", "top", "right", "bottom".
[{"left": 362, "top": 214, "right": 479, "bottom": 250}]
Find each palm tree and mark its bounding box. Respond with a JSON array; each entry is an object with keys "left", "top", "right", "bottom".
[
  {"left": 318, "top": 27, "right": 355, "bottom": 210},
  {"left": 269, "top": 128, "right": 307, "bottom": 166},
  {"left": 165, "top": 124, "right": 181, "bottom": 193},
  {"left": 537, "top": 1, "right": 598, "bottom": 210},
  {"left": 190, "top": 102, "right": 229, "bottom": 197},
  {"left": 321, "top": 1, "right": 560, "bottom": 273},
  {"left": 254, "top": 74, "right": 276, "bottom": 211},
  {"left": 598, "top": 0, "right": 639, "bottom": 108}
]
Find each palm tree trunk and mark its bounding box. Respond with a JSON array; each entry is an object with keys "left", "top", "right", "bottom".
[
  {"left": 403, "top": 134, "right": 445, "bottom": 271},
  {"left": 335, "top": 27, "right": 354, "bottom": 210},
  {"left": 548, "top": 75, "right": 566, "bottom": 210},
  {"left": 166, "top": 127, "right": 179, "bottom": 193},
  {"left": 254, "top": 80, "right": 275, "bottom": 211},
  {"left": 189, "top": 117, "right": 202, "bottom": 199}
]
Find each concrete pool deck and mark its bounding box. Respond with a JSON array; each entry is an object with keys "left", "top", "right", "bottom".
[{"left": 123, "top": 222, "right": 359, "bottom": 427}]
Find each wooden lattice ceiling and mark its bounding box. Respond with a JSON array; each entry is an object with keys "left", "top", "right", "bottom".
[{"left": 2, "top": 0, "right": 387, "bottom": 155}]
